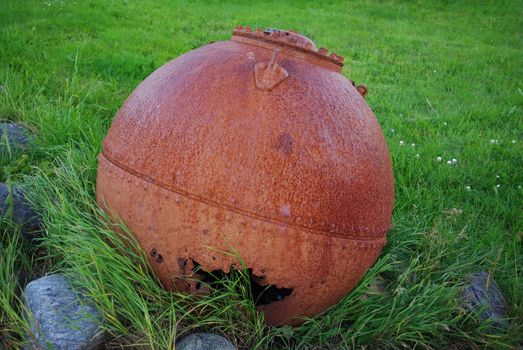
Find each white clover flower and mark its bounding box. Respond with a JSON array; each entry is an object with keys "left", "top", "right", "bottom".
[
  {"left": 495, "top": 175, "right": 500, "bottom": 179},
  {"left": 436, "top": 156, "right": 442, "bottom": 162},
  {"left": 411, "top": 143, "right": 416, "bottom": 147},
  {"left": 415, "top": 154, "right": 420, "bottom": 159},
  {"left": 399, "top": 140, "right": 404, "bottom": 146},
  {"left": 490, "top": 139, "right": 499, "bottom": 144},
  {"left": 443, "top": 122, "right": 447, "bottom": 126},
  {"left": 447, "top": 160, "right": 452, "bottom": 165},
  {"left": 496, "top": 184, "right": 500, "bottom": 188},
  {"left": 451, "top": 158, "right": 457, "bottom": 164},
  {"left": 395, "top": 286, "right": 406, "bottom": 295},
  {"left": 512, "top": 140, "right": 516, "bottom": 143},
  {"left": 465, "top": 186, "right": 471, "bottom": 191}
]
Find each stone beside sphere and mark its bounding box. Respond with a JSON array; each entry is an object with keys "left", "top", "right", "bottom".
[
  {"left": 0, "top": 182, "right": 41, "bottom": 240},
  {"left": 24, "top": 274, "right": 105, "bottom": 350},
  {"left": 175, "top": 332, "right": 236, "bottom": 350},
  {"left": 0, "top": 122, "right": 31, "bottom": 154}
]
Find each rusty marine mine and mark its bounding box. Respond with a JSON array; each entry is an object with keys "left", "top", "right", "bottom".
[{"left": 96, "top": 26, "right": 394, "bottom": 325}]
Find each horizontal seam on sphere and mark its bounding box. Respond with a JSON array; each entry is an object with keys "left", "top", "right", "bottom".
[{"left": 100, "top": 151, "right": 389, "bottom": 246}]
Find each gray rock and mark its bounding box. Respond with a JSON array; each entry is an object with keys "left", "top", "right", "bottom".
[
  {"left": 461, "top": 271, "right": 508, "bottom": 330},
  {"left": 24, "top": 274, "right": 104, "bottom": 350},
  {"left": 176, "top": 332, "right": 236, "bottom": 350},
  {"left": 0, "top": 182, "right": 41, "bottom": 240},
  {"left": 0, "top": 123, "right": 31, "bottom": 154}
]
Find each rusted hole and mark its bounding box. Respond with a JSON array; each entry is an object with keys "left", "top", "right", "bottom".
[
  {"left": 156, "top": 254, "right": 163, "bottom": 263},
  {"left": 189, "top": 259, "right": 293, "bottom": 306},
  {"left": 177, "top": 258, "right": 187, "bottom": 269},
  {"left": 150, "top": 248, "right": 157, "bottom": 257}
]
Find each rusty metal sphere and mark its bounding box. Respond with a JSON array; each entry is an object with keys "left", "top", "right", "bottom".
[{"left": 96, "top": 27, "right": 394, "bottom": 326}]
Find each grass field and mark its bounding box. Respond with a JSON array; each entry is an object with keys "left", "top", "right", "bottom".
[{"left": 1, "top": 0, "right": 522, "bottom": 349}]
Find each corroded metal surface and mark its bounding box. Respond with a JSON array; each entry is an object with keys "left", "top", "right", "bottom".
[{"left": 96, "top": 27, "right": 394, "bottom": 326}]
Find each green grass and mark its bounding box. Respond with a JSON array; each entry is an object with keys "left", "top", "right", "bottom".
[{"left": 1, "top": 0, "right": 522, "bottom": 348}]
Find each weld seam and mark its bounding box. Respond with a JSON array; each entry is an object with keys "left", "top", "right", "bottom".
[{"left": 100, "top": 152, "right": 388, "bottom": 246}]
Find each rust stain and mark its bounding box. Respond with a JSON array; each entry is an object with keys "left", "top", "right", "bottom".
[
  {"left": 276, "top": 132, "right": 295, "bottom": 156},
  {"left": 96, "top": 26, "right": 394, "bottom": 326}
]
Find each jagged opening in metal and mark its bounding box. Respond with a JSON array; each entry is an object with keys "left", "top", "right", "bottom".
[{"left": 191, "top": 259, "right": 293, "bottom": 306}]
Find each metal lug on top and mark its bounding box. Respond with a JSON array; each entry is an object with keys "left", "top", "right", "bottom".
[{"left": 254, "top": 47, "right": 289, "bottom": 91}]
